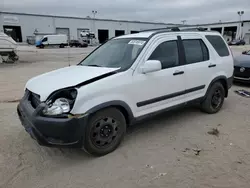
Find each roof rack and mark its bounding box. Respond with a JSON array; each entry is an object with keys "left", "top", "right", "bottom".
[
  {"left": 179, "top": 27, "right": 208, "bottom": 31},
  {"left": 140, "top": 27, "right": 209, "bottom": 33},
  {"left": 140, "top": 27, "right": 181, "bottom": 32}
]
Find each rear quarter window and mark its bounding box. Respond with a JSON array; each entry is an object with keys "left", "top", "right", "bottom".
[{"left": 205, "top": 35, "right": 229, "bottom": 57}]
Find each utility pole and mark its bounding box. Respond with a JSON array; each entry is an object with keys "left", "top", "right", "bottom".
[{"left": 237, "top": 11, "right": 244, "bottom": 39}]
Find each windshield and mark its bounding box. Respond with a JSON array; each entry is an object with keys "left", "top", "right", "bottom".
[{"left": 79, "top": 38, "right": 147, "bottom": 70}]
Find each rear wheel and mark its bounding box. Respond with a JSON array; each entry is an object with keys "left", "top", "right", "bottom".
[
  {"left": 83, "top": 108, "right": 126, "bottom": 156},
  {"left": 59, "top": 44, "right": 65, "bottom": 48},
  {"left": 201, "top": 82, "right": 225, "bottom": 114}
]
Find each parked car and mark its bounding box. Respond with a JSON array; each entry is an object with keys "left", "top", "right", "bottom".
[
  {"left": 234, "top": 50, "right": 250, "bottom": 83},
  {"left": 17, "top": 29, "right": 234, "bottom": 156},
  {"left": 228, "top": 39, "right": 246, "bottom": 46},
  {"left": 69, "top": 40, "right": 88, "bottom": 48},
  {"left": 36, "top": 34, "right": 68, "bottom": 48}
]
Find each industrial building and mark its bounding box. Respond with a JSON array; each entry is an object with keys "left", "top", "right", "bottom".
[
  {"left": 0, "top": 11, "right": 174, "bottom": 44},
  {"left": 181, "top": 20, "right": 250, "bottom": 44},
  {"left": 1, "top": 11, "right": 250, "bottom": 44}
]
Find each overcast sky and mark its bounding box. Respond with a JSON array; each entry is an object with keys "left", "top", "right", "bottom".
[{"left": 1, "top": 0, "right": 250, "bottom": 24}]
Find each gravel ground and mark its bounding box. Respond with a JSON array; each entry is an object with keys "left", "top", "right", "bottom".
[{"left": 0, "top": 45, "right": 250, "bottom": 188}]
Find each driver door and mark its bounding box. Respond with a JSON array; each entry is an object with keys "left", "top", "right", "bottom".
[{"left": 131, "top": 35, "right": 187, "bottom": 117}]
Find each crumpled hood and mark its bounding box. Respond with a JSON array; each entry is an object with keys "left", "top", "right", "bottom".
[
  {"left": 234, "top": 55, "right": 250, "bottom": 68},
  {"left": 26, "top": 65, "right": 119, "bottom": 101}
]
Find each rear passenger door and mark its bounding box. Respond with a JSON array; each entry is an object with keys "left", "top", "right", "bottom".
[{"left": 180, "top": 34, "right": 212, "bottom": 101}]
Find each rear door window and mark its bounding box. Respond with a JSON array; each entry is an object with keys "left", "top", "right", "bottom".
[
  {"left": 205, "top": 35, "right": 229, "bottom": 57},
  {"left": 183, "top": 39, "right": 209, "bottom": 64}
]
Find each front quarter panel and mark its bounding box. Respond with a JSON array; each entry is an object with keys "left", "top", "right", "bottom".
[{"left": 70, "top": 71, "right": 137, "bottom": 116}]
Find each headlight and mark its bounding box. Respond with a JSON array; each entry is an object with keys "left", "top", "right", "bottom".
[
  {"left": 43, "top": 98, "right": 71, "bottom": 116},
  {"left": 43, "top": 88, "right": 77, "bottom": 116}
]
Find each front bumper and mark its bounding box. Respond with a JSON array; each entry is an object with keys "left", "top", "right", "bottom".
[
  {"left": 234, "top": 66, "right": 250, "bottom": 84},
  {"left": 17, "top": 95, "right": 88, "bottom": 148},
  {"left": 234, "top": 76, "right": 250, "bottom": 83}
]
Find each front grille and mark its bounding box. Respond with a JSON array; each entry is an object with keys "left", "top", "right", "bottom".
[
  {"left": 234, "top": 66, "right": 250, "bottom": 78},
  {"left": 27, "top": 90, "right": 41, "bottom": 108}
]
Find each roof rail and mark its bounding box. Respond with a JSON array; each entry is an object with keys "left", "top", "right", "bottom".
[
  {"left": 179, "top": 27, "right": 208, "bottom": 31},
  {"left": 140, "top": 26, "right": 218, "bottom": 37},
  {"left": 140, "top": 27, "right": 180, "bottom": 32}
]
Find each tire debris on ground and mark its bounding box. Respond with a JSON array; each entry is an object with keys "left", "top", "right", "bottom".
[{"left": 208, "top": 128, "right": 220, "bottom": 136}]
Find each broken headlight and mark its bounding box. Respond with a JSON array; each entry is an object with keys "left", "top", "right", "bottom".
[
  {"left": 43, "top": 98, "right": 71, "bottom": 115},
  {"left": 43, "top": 89, "right": 77, "bottom": 116}
]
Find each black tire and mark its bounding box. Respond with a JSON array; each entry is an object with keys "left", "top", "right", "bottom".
[
  {"left": 59, "top": 44, "right": 65, "bottom": 48},
  {"left": 40, "top": 44, "right": 44, "bottom": 49},
  {"left": 201, "top": 82, "right": 225, "bottom": 114},
  {"left": 83, "top": 108, "right": 126, "bottom": 156}
]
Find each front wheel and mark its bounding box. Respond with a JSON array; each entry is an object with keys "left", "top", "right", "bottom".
[
  {"left": 83, "top": 108, "right": 126, "bottom": 156},
  {"left": 201, "top": 82, "right": 225, "bottom": 114}
]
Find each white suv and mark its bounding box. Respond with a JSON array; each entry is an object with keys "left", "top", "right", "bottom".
[{"left": 17, "top": 29, "right": 234, "bottom": 156}]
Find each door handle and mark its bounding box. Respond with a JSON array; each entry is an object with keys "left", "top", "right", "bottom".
[
  {"left": 173, "top": 70, "right": 184, "bottom": 76},
  {"left": 208, "top": 64, "right": 216, "bottom": 68}
]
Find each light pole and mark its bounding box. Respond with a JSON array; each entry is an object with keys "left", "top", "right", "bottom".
[
  {"left": 92, "top": 10, "right": 97, "bottom": 19},
  {"left": 91, "top": 10, "right": 97, "bottom": 45},
  {"left": 92, "top": 10, "right": 97, "bottom": 32},
  {"left": 237, "top": 11, "right": 244, "bottom": 39},
  {"left": 181, "top": 20, "right": 187, "bottom": 25}
]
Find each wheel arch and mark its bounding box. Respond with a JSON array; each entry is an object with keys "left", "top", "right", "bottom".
[
  {"left": 86, "top": 100, "right": 135, "bottom": 126},
  {"left": 205, "top": 76, "right": 229, "bottom": 98}
]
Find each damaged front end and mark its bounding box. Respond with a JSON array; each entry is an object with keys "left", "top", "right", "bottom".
[{"left": 17, "top": 89, "right": 88, "bottom": 148}]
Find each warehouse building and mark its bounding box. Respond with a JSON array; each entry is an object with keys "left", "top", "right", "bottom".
[
  {"left": 0, "top": 11, "right": 174, "bottom": 44},
  {"left": 180, "top": 20, "right": 250, "bottom": 44},
  {"left": 1, "top": 11, "right": 250, "bottom": 45}
]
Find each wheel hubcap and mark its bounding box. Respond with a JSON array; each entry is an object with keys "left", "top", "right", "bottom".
[
  {"left": 211, "top": 89, "right": 222, "bottom": 109},
  {"left": 91, "top": 117, "right": 118, "bottom": 148}
]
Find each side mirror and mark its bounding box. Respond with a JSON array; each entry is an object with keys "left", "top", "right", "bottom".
[
  {"left": 141, "top": 60, "right": 162, "bottom": 74},
  {"left": 242, "top": 51, "right": 247, "bottom": 54}
]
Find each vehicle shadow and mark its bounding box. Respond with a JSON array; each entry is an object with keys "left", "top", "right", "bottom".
[
  {"left": 233, "top": 81, "right": 250, "bottom": 88},
  {"left": 47, "top": 106, "right": 201, "bottom": 161},
  {"left": 126, "top": 105, "right": 200, "bottom": 136}
]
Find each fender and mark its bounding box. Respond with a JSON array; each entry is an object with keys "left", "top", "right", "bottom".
[
  {"left": 86, "top": 100, "right": 135, "bottom": 125},
  {"left": 205, "top": 76, "right": 230, "bottom": 98}
]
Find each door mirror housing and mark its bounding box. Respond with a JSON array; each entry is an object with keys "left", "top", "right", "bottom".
[{"left": 141, "top": 60, "right": 162, "bottom": 74}]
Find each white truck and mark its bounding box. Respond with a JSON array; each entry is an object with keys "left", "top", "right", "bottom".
[{"left": 36, "top": 34, "right": 68, "bottom": 48}]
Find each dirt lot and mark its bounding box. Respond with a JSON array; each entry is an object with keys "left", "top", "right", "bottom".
[
  {"left": 0, "top": 46, "right": 250, "bottom": 188},
  {"left": 0, "top": 46, "right": 96, "bottom": 102}
]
